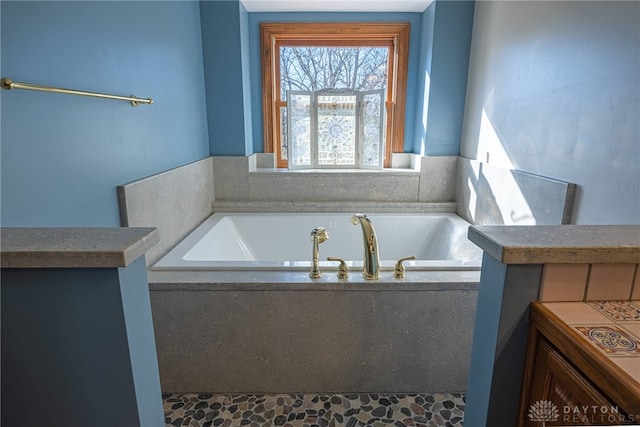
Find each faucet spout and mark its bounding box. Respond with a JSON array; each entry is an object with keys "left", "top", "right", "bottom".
[{"left": 351, "top": 214, "right": 380, "bottom": 280}]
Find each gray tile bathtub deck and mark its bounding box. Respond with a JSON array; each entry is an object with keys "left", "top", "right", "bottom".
[{"left": 162, "top": 393, "right": 465, "bottom": 427}]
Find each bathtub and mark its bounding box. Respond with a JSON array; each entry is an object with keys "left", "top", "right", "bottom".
[
  {"left": 148, "top": 212, "right": 482, "bottom": 393},
  {"left": 152, "top": 212, "right": 482, "bottom": 272}
]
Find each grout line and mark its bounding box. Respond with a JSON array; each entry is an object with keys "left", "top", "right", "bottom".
[
  {"left": 630, "top": 263, "right": 638, "bottom": 301},
  {"left": 582, "top": 263, "right": 592, "bottom": 301}
]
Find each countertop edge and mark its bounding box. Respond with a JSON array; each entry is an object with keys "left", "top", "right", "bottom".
[
  {"left": 468, "top": 225, "right": 640, "bottom": 265},
  {"left": 1, "top": 227, "right": 159, "bottom": 269}
]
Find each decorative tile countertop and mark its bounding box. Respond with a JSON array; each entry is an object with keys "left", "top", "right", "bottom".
[
  {"left": 468, "top": 225, "right": 640, "bottom": 264},
  {"left": 542, "top": 301, "right": 640, "bottom": 383},
  {"left": 0, "top": 227, "right": 159, "bottom": 268}
]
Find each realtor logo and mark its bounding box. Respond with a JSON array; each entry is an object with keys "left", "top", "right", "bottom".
[{"left": 528, "top": 400, "right": 560, "bottom": 426}]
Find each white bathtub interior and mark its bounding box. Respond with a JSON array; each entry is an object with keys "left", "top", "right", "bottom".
[{"left": 153, "top": 212, "right": 482, "bottom": 271}]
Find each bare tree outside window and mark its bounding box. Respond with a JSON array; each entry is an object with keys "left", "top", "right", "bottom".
[{"left": 280, "top": 47, "right": 388, "bottom": 97}]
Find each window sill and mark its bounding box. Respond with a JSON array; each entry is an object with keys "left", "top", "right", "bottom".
[{"left": 251, "top": 167, "right": 420, "bottom": 176}]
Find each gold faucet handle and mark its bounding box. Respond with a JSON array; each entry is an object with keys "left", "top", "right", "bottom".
[
  {"left": 327, "top": 257, "right": 350, "bottom": 279},
  {"left": 394, "top": 256, "right": 417, "bottom": 279}
]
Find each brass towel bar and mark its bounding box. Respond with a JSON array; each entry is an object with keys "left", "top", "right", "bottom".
[{"left": 1, "top": 77, "right": 153, "bottom": 107}]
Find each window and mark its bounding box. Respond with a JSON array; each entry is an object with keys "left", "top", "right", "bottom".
[
  {"left": 288, "top": 88, "right": 385, "bottom": 169},
  {"left": 261, "top": 22, "right": 410, "bottom": 168}
]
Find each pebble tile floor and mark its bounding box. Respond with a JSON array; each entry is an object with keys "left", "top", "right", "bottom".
[{"left": 163, "top": 393, "right": 465, "bottom": 427}]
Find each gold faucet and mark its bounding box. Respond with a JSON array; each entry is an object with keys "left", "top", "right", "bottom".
[
  {"left": 351, "top": 214, "right": 380, "bottom": 280},
  {"left": 327, "top": 257, "right": 350, "bottom": 279},
  {"left": 394, "top": 255, "right": 416, "bottom": 279},
  {"left": 309, "top": 227, "right": 329, "bottom": 278}
]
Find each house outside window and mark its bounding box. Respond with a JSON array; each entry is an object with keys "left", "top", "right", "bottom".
[{"left": 260, "top": 22, "right": 410, "bottom": 168}]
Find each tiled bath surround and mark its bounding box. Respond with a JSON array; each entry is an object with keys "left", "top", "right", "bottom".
[
  {"left": 210, "top": 154, "right": 461, "bottom": 207},
  {"left": 118, "top": 157, "right": 215, "bottom": 266},
  {"left": 117, "top": 155, "right": 576, "bottom": 394},
  {"left": 118, "top": 154, "right": 576, "bottom": 268},
  {"left": 151, "top": 284, "right": 477, "bottom": 393},
  {"left": 119, "top": 154, "right": 460, "bottom": 267}
]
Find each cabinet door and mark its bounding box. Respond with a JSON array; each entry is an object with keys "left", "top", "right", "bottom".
[{"left": 524, "top": 338, "right": 626, "bottom": 426}]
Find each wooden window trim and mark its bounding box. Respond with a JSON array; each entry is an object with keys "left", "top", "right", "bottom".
[{"left": 261, "top": 22, "right": 410, "bottom": 168}]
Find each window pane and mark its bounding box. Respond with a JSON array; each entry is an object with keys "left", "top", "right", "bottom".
[
  {"left": 279, "top": 106, "right": 288, "bottom": 161},
  {"left": 287, "top": 93, "right": 312, "bottom": 167},
  {"left": 361, "top": 90, "right": 385, "bottom": 167},
  {"left": 280, "top": 46, "right": 388, "bottom": 97},
  {"left": 317, "top": 94, "right": 357, "bottom": 166}
]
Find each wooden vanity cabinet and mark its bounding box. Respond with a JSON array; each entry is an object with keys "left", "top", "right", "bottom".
[
  {"left": 526, "top": 338, "right": 619, "bottom": 424},
  {"left": 518, "top": 303, "right": 640, "bottom": 426}
]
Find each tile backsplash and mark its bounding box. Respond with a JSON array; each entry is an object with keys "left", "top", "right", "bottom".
[
  {"left": 539, "top": 263, "right": 639, "bottom": 302},
  {"left": 587, "top": 264, "right": 637, "bottom": 301},
  {"left": 538, "top": 264, "right": 589, "bottom": 301}
]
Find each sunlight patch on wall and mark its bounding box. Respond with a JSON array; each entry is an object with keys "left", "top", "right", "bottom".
[
  {"left": 419, "top": 69, "right": 432, "bottom": 156},
  {"left": 470, "top": 108, "right": 536, "bottom": 225},
  {"left": 477, "top": 108, "right": 514, "bottom": 169},
  {"left": 465, "top": 160, "right": 480, "bottom": 223},
  {"left": 483, "top": 165, "right": 535, "bottom": 225}
]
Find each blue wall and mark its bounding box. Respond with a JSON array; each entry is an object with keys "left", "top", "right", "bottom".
[
  {"left": 1, "top": 1, "right": 210, "bottom": 226},
  {"left": 414, "top": 3, "right": 437, "bottom": 156},
  {"left": 200, "top": 0, "right": 253, "bottom": 155},
  {"left": 417, "top": 0, "right": 475, "bottom": 156}
]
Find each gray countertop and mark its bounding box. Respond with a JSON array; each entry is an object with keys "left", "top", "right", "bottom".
[
  {"left": 1, "top": 227, "right": 159, "bottom": 268},
  {"left": 468, "top": 225, "right": 640, "bottom": 264}
]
